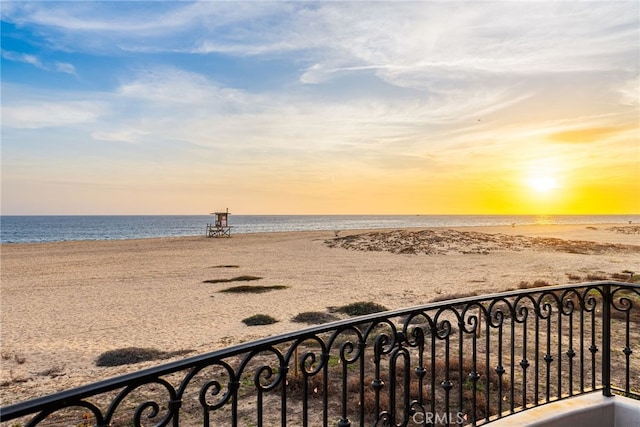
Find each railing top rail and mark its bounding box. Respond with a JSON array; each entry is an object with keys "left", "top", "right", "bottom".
[{"left": 1, "top": 280, "right": 636, "bottom": 421}]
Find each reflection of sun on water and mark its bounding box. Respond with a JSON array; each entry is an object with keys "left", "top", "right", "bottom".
[{"left": 534, "top": 215, "right": 553, "bottom": 225}]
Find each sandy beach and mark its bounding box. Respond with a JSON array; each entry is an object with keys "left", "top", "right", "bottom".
[{"left": 1, "top": 223, "right": 639, "bottom": 406}]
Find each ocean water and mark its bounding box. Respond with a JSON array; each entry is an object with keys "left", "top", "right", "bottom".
[{"left": 1, "top": 215, "right": 638, "bottom": 244}]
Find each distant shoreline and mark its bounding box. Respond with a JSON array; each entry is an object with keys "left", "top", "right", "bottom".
[
  {"left": 1, "top": 220, "right": 639, "bottom": 247},
  {"left": 1, "top": 214, "right": 638, "bottom": 244}
]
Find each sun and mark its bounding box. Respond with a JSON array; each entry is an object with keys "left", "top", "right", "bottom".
[{"left": 528, "top": 175, "right": 558, "bottom": 193}]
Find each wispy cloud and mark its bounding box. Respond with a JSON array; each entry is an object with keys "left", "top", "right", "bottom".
[
  {"left": 549, "top": 126, "right": 631, "bottom": 144},
  {"left": 54, "top": 61, "right": 76, "bottom": 74},
  {"left": 1, "top": 50, "right": 43, "bottom": 67},
  {"left": 2, "top": 49, "right": 76, "bottom": 74},
  {"left": 2, "top": 100, "right": 104, "bottom": 128},
  {"left": 92, "top": 128, "right": 150, "bottom": 144}
]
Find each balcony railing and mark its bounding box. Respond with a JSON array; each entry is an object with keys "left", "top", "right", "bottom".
[{"left": 1, "top": 281, "right": 638, "bottom": 426}]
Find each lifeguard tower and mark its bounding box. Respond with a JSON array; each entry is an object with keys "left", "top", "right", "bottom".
[{"left": 206, "top": 209, "right": 232, "bottom": 238}]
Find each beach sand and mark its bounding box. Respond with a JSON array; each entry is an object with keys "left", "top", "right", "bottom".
[{"left": 1, "top": 223, "right": 639, "bottom": 405}]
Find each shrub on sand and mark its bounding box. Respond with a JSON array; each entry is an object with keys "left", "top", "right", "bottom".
[
  {"left": 96, "top": 347, "right": 192, "bottom": 367},
  {"left": 336, "top": 301, "right": 388, "bottom": 316},
  {"left": 220, "top": 285, "right": 288, "bottom": 294},
  {"left": 292, "top": 311, "right": 339, "bottom": 324},
  {"left": 242, "top": 314, "right": 278, "bottom": 326}
]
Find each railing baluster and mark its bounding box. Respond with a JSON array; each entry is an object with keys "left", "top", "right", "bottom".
[
  {"left": 509, "top": 313, "right": 515, "bottom": 414},
  {"left": 372, "top": 336, "right": 384, "bottom": 425},
  {"left": 516, "top": 297, "right": 530, "bottom": 412},
  {"left": 484, "top": 312, "right": 491, "bottom": 423},
  {"left": 458, "top": 324, "right": 464, "bottom": 417},
  {"left": 580, "top": 294, "right": 585, "bottom": 393},
  {"left": 534, "top": 304, "right": 540, "bottom": 406},
  {"left": 544, "top": 303, "right": 553, "bottom": 403},
  {"left": 521, "top": 316, "right": 529, "bottom": 411},
  {"left": 557, "top": 304, "right": 563, "bottom": 398},
  {"left": 280, "top": 362, "right": 288, "bottom": 427},
  {"left": 338, "top": 333, "right": 358, "bottom": 427},
  {"left": 230, "top": 378, "right": 239, "bottom": 427},
  {"left": 321, "top": 352, "right": 329, "bottom": 427},
  {"left": 613, "top": 286, "right": 636, "bottom": 396},
  {"left": 590, "top": 297, "right": 598, "bottom": 390},
  {"left": 389, "top": 349, "right": 397, "bottom": 424},
  {"left": 567, "top": 308, "right": 575, "bottom": 396},
  {"left": 602, "top": 284, "right": 612, "bottom": 397},
  {"left": 496, "top": 320, "right": 504, "bottom": 416},
  {"left": 414, "top": 327, "right": 425, "bottom": 406},
  {"left": 469, "top": 328, "right": 479, "bottom": 427},
  {"left": 430, "top": 328, "right": 437, "bottom": 421},
  {"left": 257, "top": 381, "right": 264, "bottom": 427},
  {"left": 301, "top": 358, "right": 309, "bottom": 427},
  {"left": 624, "top": 311, "right": 632, "bottom": 395},
  {"left": 441, "top": 335, "right": 452, "bottom": 425},
  {"left": 358, "top": 341, "right": 366, "bottom": 427}
]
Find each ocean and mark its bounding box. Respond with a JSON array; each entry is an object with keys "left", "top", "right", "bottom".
[{"left": 1, "top": 214, "right": 638, "bottom": 244}]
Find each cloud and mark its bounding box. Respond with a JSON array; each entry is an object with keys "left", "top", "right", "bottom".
[
  {"left": 289, "top": 1, "right": 638, "bottom": 93},
  {"left": 1, "top": 1, "right": 293, "bottom": 54},
  {"left": 2, "top": 1, "right": 203, "bottom": 33},
  {"left": 54, "top": 61, "right": 76, "bottom": 75},
  {"left": 549, "top": 126, "right": 631, "bottom": 144},
  {"left": 2, "top": 49, "right": 44, "bottom": 68},
  {"left": 4, "top": 0, "right": 635, "bottom": 154},
  {"left": 300, "top": 63, "right": 396, "bottom": 85},
  {"left": 115, "top": 67, "right": 248, "bottom": 109},
  {"left": 618, "top": 76, "right": 640, "bottom": 106},
  {"left": 2, "top": 49, "right": 76, "bottom": 74},
  {"left": 91, "top": 129, "right": 150, "bottom": 144},
  {"left": 19, "top": 53, "right": 41, "bottom": 67},
  {"left": 2, "top": 99, "right": 105, "bottom": 128},
  {"left": 3, "top": 2, "right": 637, "bottom": 96}
]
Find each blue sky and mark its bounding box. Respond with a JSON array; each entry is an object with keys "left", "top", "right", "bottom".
[{"left": 2, "top": 1, "right": 639, "bottom": 215}]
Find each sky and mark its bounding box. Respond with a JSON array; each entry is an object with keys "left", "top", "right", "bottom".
[{"left": 1, "top": 1, "right": 639, "bottom": 215}]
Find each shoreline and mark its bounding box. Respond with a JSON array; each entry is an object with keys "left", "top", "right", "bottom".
[
  {"left": 2, "top": 214, "right": 638, "bottom": 245},
  {"left": 1, "top": 223, "right": 639, "bottom": 405},
  {"left": 1, "top": 220, "right": 638, "bottom": 244}
]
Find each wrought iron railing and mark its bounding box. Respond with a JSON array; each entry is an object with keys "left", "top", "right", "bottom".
[{"left": 1, "top": 281, "right": 638, "bottom": 426}]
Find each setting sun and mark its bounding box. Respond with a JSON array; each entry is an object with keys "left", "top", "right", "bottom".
[{"left": 528, "top": 175, "right": 558, "bottom": 193}]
